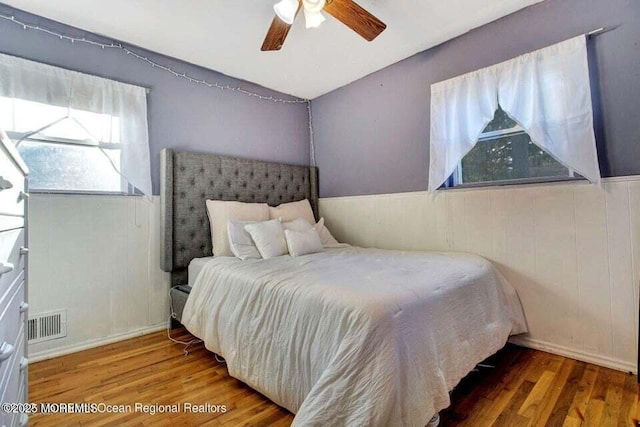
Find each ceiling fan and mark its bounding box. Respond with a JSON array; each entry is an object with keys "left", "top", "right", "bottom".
[{"left": 261, "top": 0, "right": 386, "bottom": 51}]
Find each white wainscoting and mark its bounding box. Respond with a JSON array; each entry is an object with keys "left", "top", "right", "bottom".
[
  {"left": 319, "top": 177, "right": 640, "bottom": 373},
  {"left": 28, "top": 194, "right": 170, "bottom": 361}
]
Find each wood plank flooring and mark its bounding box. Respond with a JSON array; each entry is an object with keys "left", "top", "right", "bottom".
[{"left": 29, "top": 329, "right": 639, "bottom": 426}]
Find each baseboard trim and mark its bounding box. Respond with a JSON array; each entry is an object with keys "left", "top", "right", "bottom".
[
  {"left": 29, "top": 323, "right": 169, "bottom": 363},
  {"left": 509, "top": 336, "right": 637, "bottom": 374},
  {"left": 25, "top": 326, "right": 638, "bottom": 373}
]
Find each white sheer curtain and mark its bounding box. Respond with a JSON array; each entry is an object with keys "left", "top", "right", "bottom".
[
  {"left": 429, "top": 68, "right": 498, "bottom": 191},
  {"left": 0, "top": 53, "right": 151, "bottom": 195},
  {"left": 428, "top": 35, "right": 600, "bottom": 191}
]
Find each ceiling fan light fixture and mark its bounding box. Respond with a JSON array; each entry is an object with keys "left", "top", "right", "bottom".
[
  {"left": 273, "top": 0, "right": 299, "bottom": 25},
  {"left": 302, "top": 0, "right": 326, "bottom": 28},
  {"left": 302, "top": 0, "right": 326, "bottom": 13},
  {"left": 303, "top": 9, "right": 326, "bottom": 29}
]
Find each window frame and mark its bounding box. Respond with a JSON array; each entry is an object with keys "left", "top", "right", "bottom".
[
  {"left": 448, "top": 121, "right": 582, "bottom": 189},
  {"left": 8, "top": 130, "right": 138, "bottom": 196}
]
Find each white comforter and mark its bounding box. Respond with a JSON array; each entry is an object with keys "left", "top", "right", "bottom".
[{"left": 182, "top": 246, "right": 527, "bottom": 426}]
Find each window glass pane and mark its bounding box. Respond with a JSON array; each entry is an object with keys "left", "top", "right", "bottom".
[
  {"left": 3, "top": 96, "right": 126, "bottom": 194},
  {"left": 0, "top": 97, "right": 119, "bottom": 143},
  {"left": 461, "top": 133, "right": 570, "bottom": 183},
  {"left": 462, "top": 134, "right": 518, "bottom": 183},
  {"left": 7, "top": 97, "right": 68, "bottom": 135},
  {"left": 17, "top": 140, "right": 123, "bottom": 193},
  {"left": 455, "top": 106, "right": 573, "bottom": 186},
  {"left": 482, "top": 106, "right": 518, "bottom": 132},
  {"left": 527, "top": 141, "right": 569, "bottom": 178},
  {"left": 70, "top": 109, "right": 120, "bottom": 143}
]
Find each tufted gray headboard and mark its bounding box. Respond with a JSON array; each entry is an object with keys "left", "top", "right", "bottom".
[{"left": 160, "top": 148, "right": 319, "bottom": 285}]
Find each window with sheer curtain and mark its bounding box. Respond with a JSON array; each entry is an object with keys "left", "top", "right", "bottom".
[
  {"left": 429, "top": 36, "right": 600, "bottom": 191},
  {"left": 451, "top": 107, "right": 579, "bottom": 186},
  {"left": 0, "top": 53, "right": 151, "bottom": 195}
]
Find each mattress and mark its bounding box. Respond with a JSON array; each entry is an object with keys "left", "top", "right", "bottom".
[
  {"left": 187, "top": 256, "right": 214, "bottom": 286},
  {"left": 182, "top": 246, "right": 527, "bottom": 426}
]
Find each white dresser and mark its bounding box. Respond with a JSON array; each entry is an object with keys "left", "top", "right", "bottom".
[{"left": 0, "top": 131, "right": 29, "bottom": 427}]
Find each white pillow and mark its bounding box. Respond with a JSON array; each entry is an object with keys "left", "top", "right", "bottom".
[
  {"left": 269, "top": 199, "right": 316, "bottom": 224},
  {"left": 227, "top": 220, "right": 262, "bottom": 260},
  {"left": 284, "top": 228, "right": 323, "bottom": 257},
  {"left": 283, "top": 218, "right": 314, "bottom": 232},
  {"left": 206, "top": 200, "right": 270, "bottom": 257},
  {"left": 314, "top": 217, "right": 340, "bottom": 247},
  {"left": 244, "top": 219, "right": 288, "bottom": 259}
]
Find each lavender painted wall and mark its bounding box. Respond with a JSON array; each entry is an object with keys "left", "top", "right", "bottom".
[
  {"left": 0, "top": 4, "right": 310, "bottom": 195},
  {"left": 312, "top": 0, "right": 640, "bottom": 197}
]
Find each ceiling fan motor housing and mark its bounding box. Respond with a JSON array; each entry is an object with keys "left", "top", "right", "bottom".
[{"left": 302, "top": 0, "right": 327, "bottom": 13}]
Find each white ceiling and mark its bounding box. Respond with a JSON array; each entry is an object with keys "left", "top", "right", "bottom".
[{"left": 5, "top": 0, "right": 542, "bottom": 99}]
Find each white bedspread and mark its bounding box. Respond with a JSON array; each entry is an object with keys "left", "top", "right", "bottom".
[{"left": 182, "top": 246, "right": 527, "bottom": 426}]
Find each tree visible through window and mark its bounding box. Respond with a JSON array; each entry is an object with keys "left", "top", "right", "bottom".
[{"left": 452, "top": 107, "right": 575, "bottom": 186}]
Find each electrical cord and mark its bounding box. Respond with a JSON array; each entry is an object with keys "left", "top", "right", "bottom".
[
  {"left": 167, "top": 286, "right": 202, "bottom": 355},
  {"left": 167, "top": 286, "right": 226, "bottom": 364}
]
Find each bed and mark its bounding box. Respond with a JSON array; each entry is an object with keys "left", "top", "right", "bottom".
[{"left": 160, "top": 149, "right": 527, "bottom": 426}]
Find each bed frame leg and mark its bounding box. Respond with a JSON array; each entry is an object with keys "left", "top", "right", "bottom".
[{"left": 427, "top": 413, "right": 440, "bottom": 427}]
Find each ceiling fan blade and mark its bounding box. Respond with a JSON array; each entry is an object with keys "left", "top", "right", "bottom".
[
  {"left": 324, "top": 0, "right": 386, "bottom": 42},
  {"left": 261, "top": 2, "right": 302, "bottom": 51},
  {"left": 261, "top": 17, "right": 293, "bottom": 51}
]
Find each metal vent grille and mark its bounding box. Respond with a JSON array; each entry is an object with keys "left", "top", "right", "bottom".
[{"left": 27, "top": 310, "right": 67, "bottom": 343}]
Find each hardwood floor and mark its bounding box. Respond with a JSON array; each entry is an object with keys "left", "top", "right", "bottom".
[{"left": 29, "top": 329, "right": 638, "bottom": 426}]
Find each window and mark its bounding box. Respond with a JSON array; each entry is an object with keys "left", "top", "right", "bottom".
[
  {"left": 1, "top": 97, "right": 130, "bottom": 194},
  {"left": 450, "top": 107, "right": 578, "bottom": 187},
  {"left": 0, "top": 53, "right": 151, "bottom": 195},
  {"left": 428, "top": 36, "right": 600, "bottom": 191}
]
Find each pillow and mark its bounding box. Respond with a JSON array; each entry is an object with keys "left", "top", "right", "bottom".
[
  {"left": 314, "top": 217, "right": 340, "bottom": 247},
  {"left": 283, "top": 218, "right": 314, "bottom": 232},
  {"left": 205, "top": 200, "right": 270, "bottom": 257},
  {"left": 244, "top": 219, "right": 288, "bottom": 259},
  {"left": 269, "top": 199, "right": 316, "bottom": 224},
  {"left": 284, "top": 228, "right": 323, "bottom": 257},
  {"left": 227, "top": 220, "right": 262, "bottom": 260}
]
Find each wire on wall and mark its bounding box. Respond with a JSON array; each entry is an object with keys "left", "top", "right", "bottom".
[
  {"left": 0, "top": 13, "right": 307, "bottom": 104},
  {"left": 0, "top": 12, "right": 318, "bottom": 164},
  {"left": 307, "top": 100, "right": 316, "bottom": 167}
]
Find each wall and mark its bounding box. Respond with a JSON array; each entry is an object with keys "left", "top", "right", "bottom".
[
  {"left": 0, "top": 3, "right": 310, "bottom": 195},
  {"left": 28, "top": 194, "right": 169, "bottom": 361},
  {"left": 312, "top": 0, "right": 640, "bottom": 198},
  {"left": 0, "top": 5, "right": 309, "bottom": 357},
  {"left": 319, "top": 177, "right": 640, "bottom": 373},
  {"left": 312, "top": 0, "right": 640, "bottom": 372}
]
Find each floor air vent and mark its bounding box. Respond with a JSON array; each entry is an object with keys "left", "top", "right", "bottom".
[{"left": 27, "top": 310, "right": 67, "bottom": 343}]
